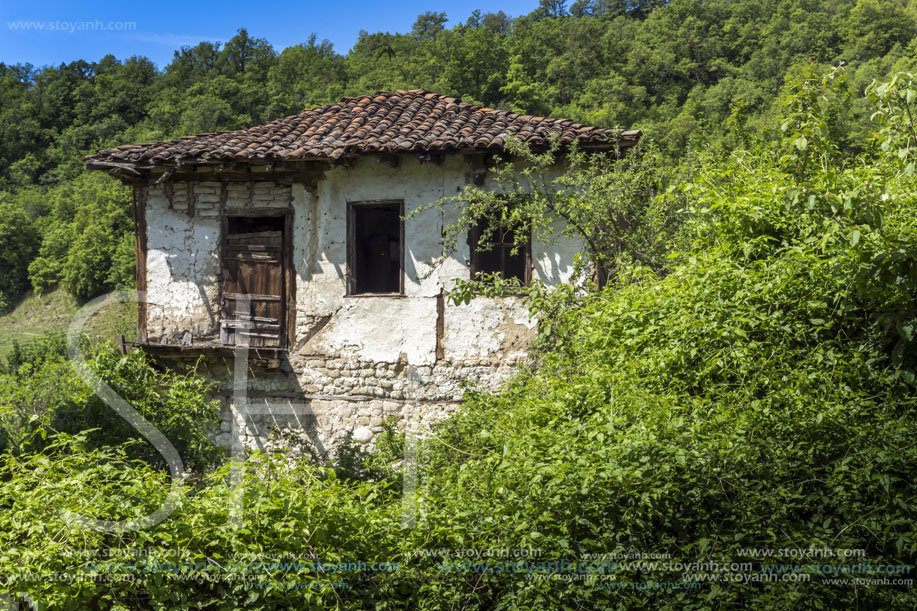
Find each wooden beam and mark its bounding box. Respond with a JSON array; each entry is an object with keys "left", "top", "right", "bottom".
[
  {"left": 135, "top": 184, "right": 148, "bottom": 343},
  {"left": 164, "top": 181, "right": 174, "bottom": 210},
  {"left": 435, "top": 290, "right": 445, "bottom": 361},
  {"left": 284, "top": 210, "right": 296, "bottom": 351},
  {"left": 187, "top": 182, "right": 195, "bottom": 218}
]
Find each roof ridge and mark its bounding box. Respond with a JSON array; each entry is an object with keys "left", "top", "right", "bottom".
[{"left": 335, "top": 89, "right": 459, "bottom": 108}]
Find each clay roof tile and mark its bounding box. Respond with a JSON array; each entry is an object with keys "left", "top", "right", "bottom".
[{"left": 86, "top": 90, "right": 639, "bottom": 167}]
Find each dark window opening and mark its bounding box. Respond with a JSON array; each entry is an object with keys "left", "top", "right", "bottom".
[
  {"left": 227, "top": 215, "right": 285, "bottom": 235},
  {"left": 349, "top": 201, "right": 403, "bottom": 295},
  {"left": 469, "top": 219, "right": 530, "bottom": 285}
]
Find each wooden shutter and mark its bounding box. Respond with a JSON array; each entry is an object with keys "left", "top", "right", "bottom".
[{"left": 220, "top": 231, "right": 284, "bottom": 347}]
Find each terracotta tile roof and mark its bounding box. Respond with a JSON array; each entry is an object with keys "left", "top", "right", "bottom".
[{"left": 85, "top": 90, "right": 640, "bottom": 167}]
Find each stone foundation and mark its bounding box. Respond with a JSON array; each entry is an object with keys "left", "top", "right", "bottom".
[{"left": 197, "top": 352, "right": 525, "bottom": 456}]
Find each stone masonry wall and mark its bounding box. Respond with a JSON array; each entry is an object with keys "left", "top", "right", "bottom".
[{"left": 208, "top": 352, "right": 528, "bottom": 456}]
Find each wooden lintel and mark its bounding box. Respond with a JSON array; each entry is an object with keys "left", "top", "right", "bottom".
[{"left": 221, "top": 207, "right": 290, "bottom": 218}]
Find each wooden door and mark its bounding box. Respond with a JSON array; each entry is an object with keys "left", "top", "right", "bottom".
[{"left": 221, "top": 230, "right": 284, "bottom": 347}]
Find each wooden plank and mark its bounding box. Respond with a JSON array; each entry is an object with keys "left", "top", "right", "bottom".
[
  {"left": 284, "top": 211, "right": 295, "bottom": 350},
  {"left": 399, "top": 199, "right": 405, "bottom": 294},
  {"left": 225, "top": 245, "right": 282, "bottom": 253},
  {"left": 435, "top": 290, "right": 445, "bottom": 361},
  {"left": 221, "top": 207, "right": 289, "bottom": 218},
  {"left": 226, "top": 253, "right": 282, "bottom": 263},
  {"left": 220, "top": 214, "right": 232, "bottom": 345},
  {"left": 223, "top": 293, "right": 282, "bottom": 301},
  {"left": 187, "top": 182, "right": 195, "bottom": 218},
  {"left": 225, "top": 231, "right": 283, "bottom": 240},
  {"left": 346, "top": 201, "right": 354, "bottom": 295},
  {"left": 221, "top": 321, "right": 281, "bottom": 330},
  {"left": 220, "top": 314, "right": 277, "bottom": 322},
  {"left": 135, "top": 184, "right": 148, "bottom": 343},
  {"left": 237, "top": 331, "right": 281, "bottom": 338}
]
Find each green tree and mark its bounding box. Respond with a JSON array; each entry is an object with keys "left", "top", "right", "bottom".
[
  {"left": 267, "top": 35, "right": 346, "bottom": 117},
  {"left": 0, "top": 202, "right": 39, "bottom": 310},
  {"left": 412, "top": 11, "right": 448, "bottom": 41}
]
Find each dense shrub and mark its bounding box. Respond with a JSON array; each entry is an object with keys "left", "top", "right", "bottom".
[
  {"left": 0, "top": 338, "right": 222, "bottom": 471},
  {"left": 395, "top": 71, "right": 917, "bottom": 609},
  {"left": 0, "top": 436, "right": 403, "bottom": 610}
]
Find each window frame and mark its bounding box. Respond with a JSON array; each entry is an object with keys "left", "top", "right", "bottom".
[
  {"left": 346, "top": 199, "right": 405, "bottom": 297},
  {"left": 467, "top": 217, "right": 532, "bottom": 287}
]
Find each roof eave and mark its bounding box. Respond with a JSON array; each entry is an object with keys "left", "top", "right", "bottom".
[{"left": 84, "top": 133, "right": 642, "bottom": 176}]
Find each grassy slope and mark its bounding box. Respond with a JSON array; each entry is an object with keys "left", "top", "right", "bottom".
[{"left": 0, "top": 289, "right": 136, "bottom": 360}]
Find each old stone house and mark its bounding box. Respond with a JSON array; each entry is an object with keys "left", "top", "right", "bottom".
[{"left": 86, "top": 90, "right": 639, "bottom": 454}]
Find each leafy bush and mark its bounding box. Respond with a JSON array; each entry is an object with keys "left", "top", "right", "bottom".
[
  {"left": 427, "top": 137, "right": 688, "bottom": 289},
  {"left": 394, "top": 70, "right": 917, "bottom": 609},
  {"left": 0, "top": 173, "right": 135, "bottom": 302},
  {"left": 0, "top": 339, "right": 222, "bottom": 471},
  {"left": 0, "top": 436, "right": 403, "bottom": 610},
  {"left": 1, "top": 331, "right": 67, "bottom": 375}
]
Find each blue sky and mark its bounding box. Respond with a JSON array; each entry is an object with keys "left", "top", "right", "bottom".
[{"left": 1, "top": 0, "right": 539, "bottom": 69}]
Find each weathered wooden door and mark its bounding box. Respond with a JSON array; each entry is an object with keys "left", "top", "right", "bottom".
[{"left": 221, "top": 230, "right": 284, "bottom": 347}]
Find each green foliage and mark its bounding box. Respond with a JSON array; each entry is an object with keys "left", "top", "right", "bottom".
[
  {"left": 0, "top": 338, "right": 222, "bottom": 471},
  {"left": 395, "top": 72, "right": 917, "bottom": 608},
  {"left": 0, "top": 436, "right": 403, "bottom": 609},
  {"left": 0, "top": 200, "right": 39, "bottom": 311},
  {"left": 17, "top": 173, "right": 135, "bottom": 300},
  {"left": 425, "top": 136, "right": 687, "bottom": 292},
  {"left": 1, "top": 331, "right": 66, "bottom": 374},
  {"left": 867, "top": 71, "right": 917, "bottom": 168},
  {"left": 447, "top": 272, "right": 527, "bottom": 306}
]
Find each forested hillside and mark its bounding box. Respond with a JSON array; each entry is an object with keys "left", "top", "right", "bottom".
[
  {"left": 1, "top": 0, "right": 916, "bottom": 311},
  {"left": 2, "top": 1, "right": 917, "bottom": 608}
]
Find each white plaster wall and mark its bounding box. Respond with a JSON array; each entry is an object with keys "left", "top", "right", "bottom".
[
  {"left": 441, "top": 297, "right": 536, "bottom": 362},
  {"left": 145, "top": 186, "right": 221, "bottom": 341},
  {"left": 144, "top": 155, "right": 584, "bottom": 356},
  {"left": 294, "top": 156, "right": 465, "bottom": 365},
  {"left": 292, "top": 155, "right": 581, "bottom": 365},
  {"left": 295, "top": 154, "right": 467, "bottom": 313},
  {"left": 533, "top": 223, "right": 585, "bottom": 285},
  {"left": 309, "top": 298, "right": 438, "bottom": 364}
]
